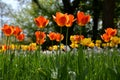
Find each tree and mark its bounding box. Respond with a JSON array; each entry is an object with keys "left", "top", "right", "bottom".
[
  {"left": 102, "top": 0, "right": 115, "bottom": 29},
  {"left": 58, "top": 0, "right": 81, "bottom": 44},
  {"left": 0, "top": 1, "right": 13, "bottom": 38},
  {"left": 7, "top": 0, "right": 62, "bottom": 47},
  {"left": 5, "top": 0, "right": 120, "bottom": 48},
  {"left": 92, "top": 0, "right": 102, "bottom": 41}
]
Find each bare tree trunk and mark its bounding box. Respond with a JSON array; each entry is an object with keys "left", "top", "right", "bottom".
[
  {"left": 102, "top": 0, "right": 115, "bottom": 29},
  {"left": 92, "top": 0, "right": 101, "bottom": 41},
  {"left": 61, "top": 0, "right": 80, "bottom": 45}
]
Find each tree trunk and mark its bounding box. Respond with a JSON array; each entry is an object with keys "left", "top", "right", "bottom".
[
  {"left": 92, "top": 0, "right": 101, "bottom": 41},
  {"left": 102, "top": 0, "right": 115, "bottom": 29},
  {"left": 61, "top": 0, "right": 80, "bottom": 45}
]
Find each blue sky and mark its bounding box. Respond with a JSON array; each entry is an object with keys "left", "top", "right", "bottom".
[
  {"left": 1, "top": 0, "right": 18, "bottom": 9},
  {"left": 1, "top": 0, "right": 74, "bottom": 9},
  {"left": 0, "top": 0, "right": 19, "bottom": 36}
]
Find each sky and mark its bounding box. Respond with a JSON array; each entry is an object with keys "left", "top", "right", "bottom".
[
  {"left": 1, "top": 0, "right": 19, "bottom": 9},
  {"left": 0, "top": 0, "right": 19, "bottom": 37},
  {"left": 1, "top": 0, "right": 74, "bottom": 10}
]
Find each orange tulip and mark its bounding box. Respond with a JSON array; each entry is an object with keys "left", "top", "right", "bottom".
[
  {"left": 101, "top": 33, "right": 111, "bottom": 42},
  {"left": 36, "top": 38, "right": 46, "bottom": 45},
  {"left": 34, "top": 16, "right": 49, "bottom": 28},
  {"left": 79, "top": 35, "right": 84, "bottom": 40},
  {"left": 70, "top": 35, "right": 84, "bottom": 43},
  {"left": 105, "top": 28, "right": 117, "bottom": 36},
  {"left": 13, "top": 26, "right": 22, "bottom": 36},
  {"left": 47, "top": 32, "right": 56, "bottom": 41},
  {"left": 66, "top": 14, "right": 75, "bottom": 27},
  {"left": 2, "top": 24, "right": 14, "bottom": 36},
  {"left": 35, "top": 31, "right": 46, "bottom": 40},
  {"left": 35, "top": 31, "right": 46, "bottom": 45},
  {"left": 16, "top": 33, "right": 25, "bottom": 41},
  {"left": 53, "top": 12, "right": 69, "bottom": 27},
  {"left": 74, "top": 35, "right": 80, "bottom": 43},
  {"left": 77, "top": 11, "right": 90, "bottom": 26},
  {"left": 55, "top": 33, "right": 64, "bottom": 42},
  {"left": 74, "top": 35, "right": 84, "bottom": 41},
  {"left": 2, "top": 45, "right": 8, "bottom": 51}
]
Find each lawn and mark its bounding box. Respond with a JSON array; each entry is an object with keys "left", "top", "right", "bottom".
[{"left": 0, "top": 47, "right": 120, "bottom": 80}]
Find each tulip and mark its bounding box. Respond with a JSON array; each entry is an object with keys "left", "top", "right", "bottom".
[{"left": 34, "top": 16, "right": 49, "bottom": 28}]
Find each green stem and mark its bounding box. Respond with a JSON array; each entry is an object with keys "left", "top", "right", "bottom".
[
  {"left": 80, "top": 27, "right": 82, "bottom": 35},
  {"left": 39, "top": 44, "right": 41, "bottom": 53},
  {"left": 57, "top": 27, "right": 62, "bottom": 79},
  {"left": 59, "top": 27, "right": 62, "bottom": 54},
  {"left": 39, "top": 28, "right": 42, "bottom": 53},
  {"left": 14, "top": 36, "right": 16, "bottom": 54},
  {"left": 6, "top": 36, "right": 9, "bottom": 54},
  {"left": 66, "top": 28, "right": 69, "bottom": 52},
  {"left": 52, "top": 41, "right": 53, "bottom": 47}
]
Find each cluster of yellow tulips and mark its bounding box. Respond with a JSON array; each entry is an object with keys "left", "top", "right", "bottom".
[
  {"left": 0, "top": 43, "right": 37, "bottom": 52},
  {"left": 70, "top": 28, "right": 120, "bottom": 49}
]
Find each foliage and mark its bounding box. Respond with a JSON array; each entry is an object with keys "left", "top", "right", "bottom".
[
  {"left": 1, "top": 0, "right": 120, "bottom": 43},
  {"left": 0, "top": 1, "right": 120, "bottom": 79},
  {"left": 0, "top": 48, "right": 120, "bottom": 80},
  {"left": 5, "top": 0, "right": 62, "bottom": 44}
]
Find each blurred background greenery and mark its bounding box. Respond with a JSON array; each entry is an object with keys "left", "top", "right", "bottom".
[{"left": 0, "top": 0, "right": 120, "bottom": 49}]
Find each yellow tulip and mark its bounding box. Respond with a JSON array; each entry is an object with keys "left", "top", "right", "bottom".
[
  {"left": 109, "top": 42, "right": 116, "bottom": 47},
  {"left": 80, "top": 38, "right": 92, "bottom": 46},
  {"left": 48, "top": 46, "right": 53, "bottom": 51},
  {"left": 60, "top": 44, "right": 65, "bottom": 50},
  {"left": 53, "top": 45, "right": 58, "bottom": 51},
  {"left": 102, "top": 43, "right": 107, "bottom": 47},
  {"left": 88, "top": 42, "right": 95, "bottom": 48},
  {"left": 21, "top": 45, "right": 28, "bottom": 51},
  {"left": 95, "top": 43, "right": 101, "bottom": 48},
  {"left": 9, "top": 44, "right": 15, "bottom": 50},
  {"left": 95, "top": 40, "right": 102, "bottom": 44},
  {"left": 70, "top": 43, "right": 78, "bottom": 48},
  {"left": 110, "top": 36, "right": 119, "bottom": 44}
]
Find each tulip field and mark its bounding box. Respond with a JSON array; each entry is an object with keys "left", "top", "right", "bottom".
[{"left": 0, "top": 11, "right": 120, "bottom": 80}]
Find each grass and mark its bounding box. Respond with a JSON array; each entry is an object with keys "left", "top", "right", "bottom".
[{"left": 0, "top": 48, "right": 120, "bottom": 80}]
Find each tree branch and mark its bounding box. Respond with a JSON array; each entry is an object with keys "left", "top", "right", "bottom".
[{"left": 32, "top": 0, "right": 53, "bottom": 16}]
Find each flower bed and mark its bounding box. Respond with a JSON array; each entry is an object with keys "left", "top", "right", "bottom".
[{"left": 0, "top": 11, "right": 120, "bottom": 79}]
